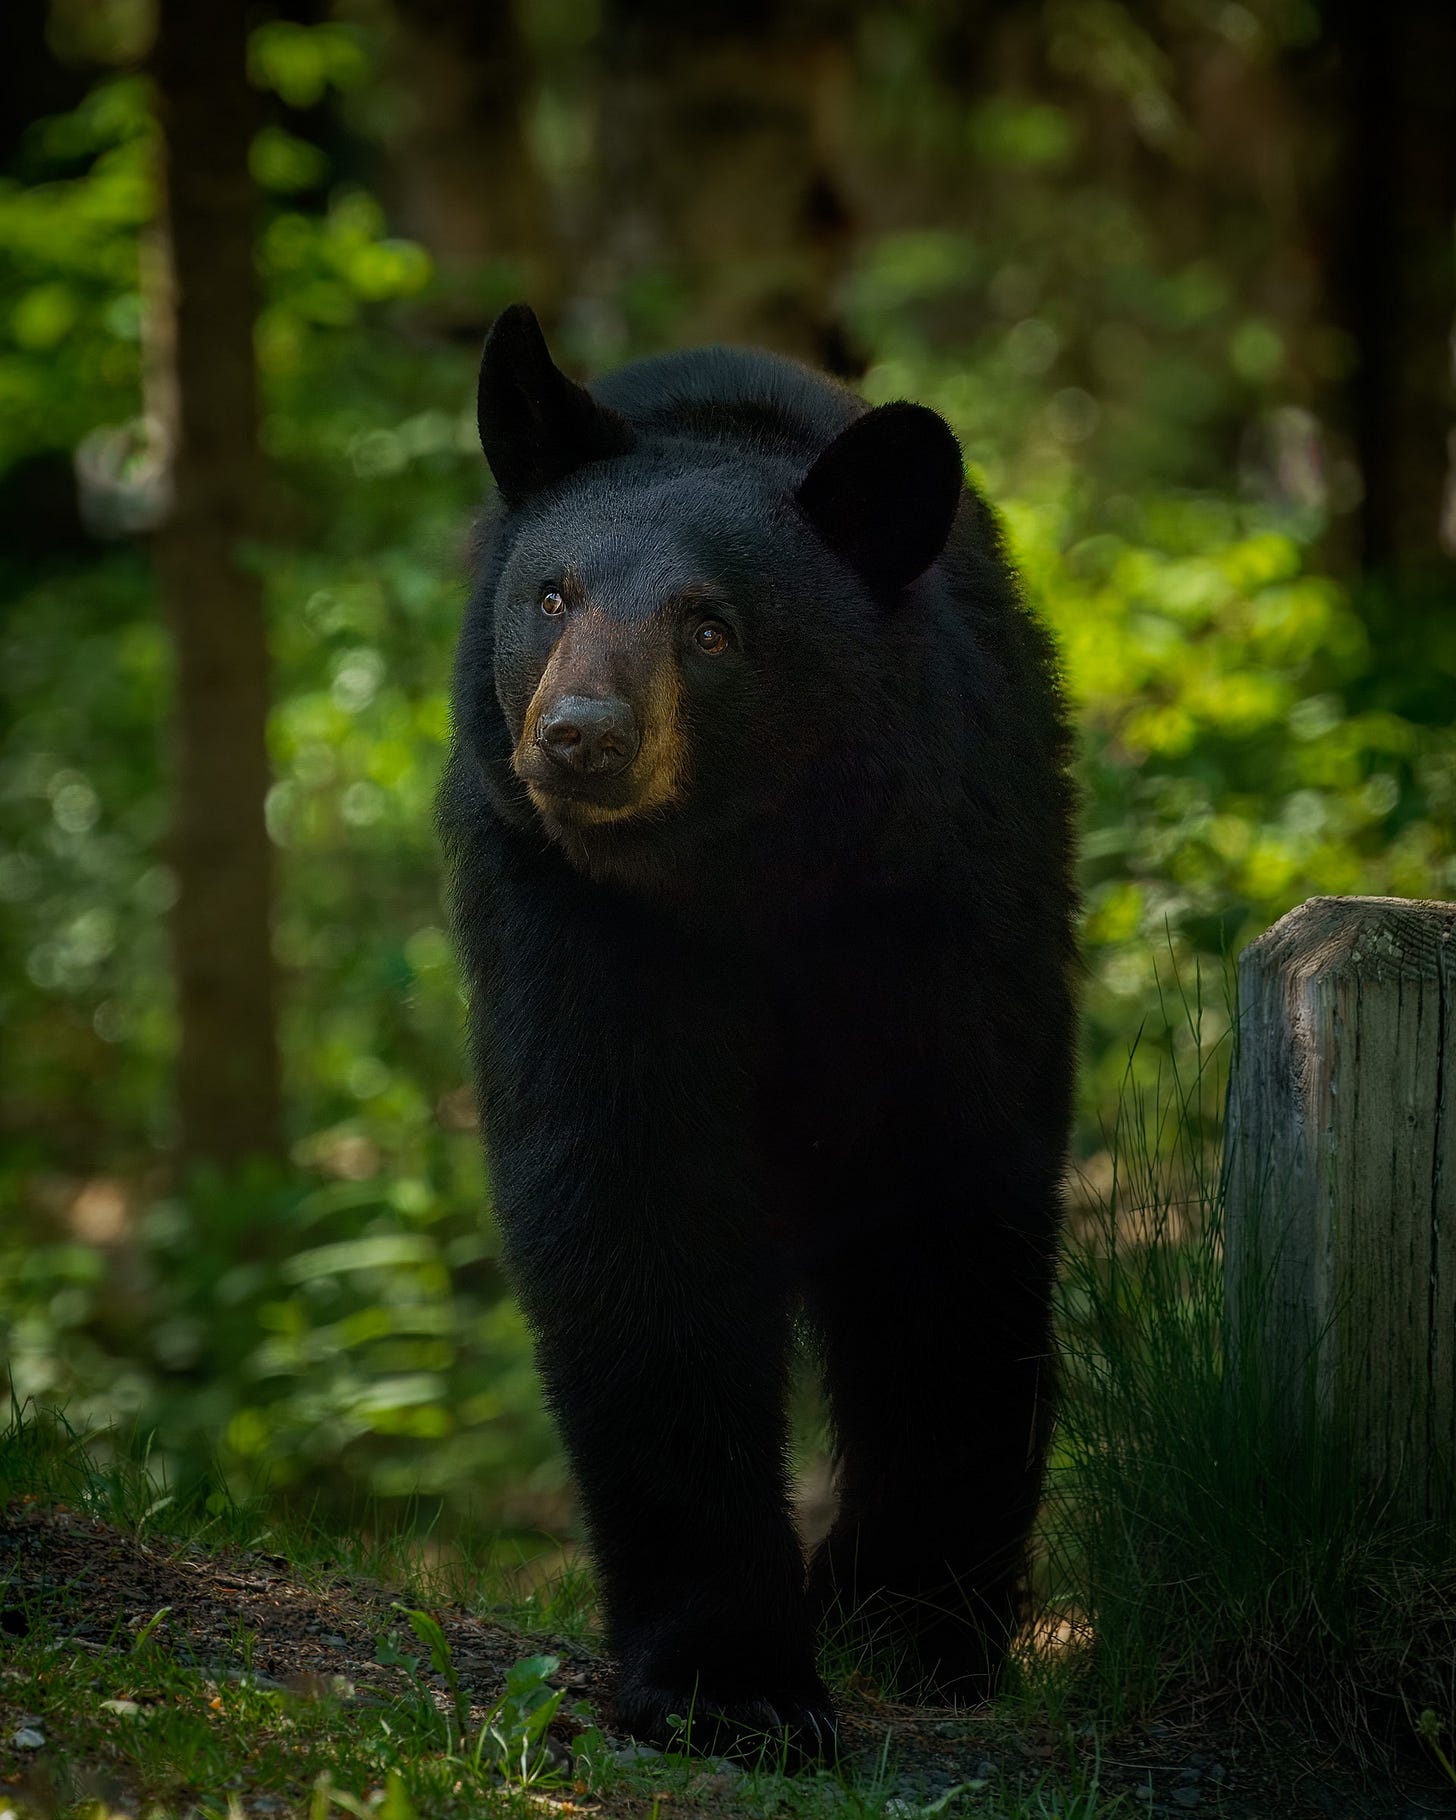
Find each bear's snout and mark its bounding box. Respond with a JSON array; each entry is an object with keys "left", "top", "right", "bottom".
[{"left": 535, "top": 694, "right": 641, "bottom": 778}]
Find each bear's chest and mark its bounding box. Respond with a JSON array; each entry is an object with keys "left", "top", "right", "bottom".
[{"left": 752, "top": 938, "right": 963, "bottom": 1215}]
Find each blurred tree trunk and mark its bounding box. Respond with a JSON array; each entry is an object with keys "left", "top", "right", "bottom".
[
  {"left": 591, "top": 0, "right": 860, "bottom": 370},
  {"left": 1329, "top": 0, "right": 1456, "bottom": 609},
  {"left": 366, "top": 0, "right": 554, "bottom": 336},
  {"left": 151, "top": 0, "right": 282, "bottom": 1167}
]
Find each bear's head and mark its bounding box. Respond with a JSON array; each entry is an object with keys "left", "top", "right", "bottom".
[{"left": 467, "top": 305, "right": 965, "bottom": 894}]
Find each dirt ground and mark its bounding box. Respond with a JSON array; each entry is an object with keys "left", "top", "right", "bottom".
[{"left": 1, "top": 1506, "right": 1450, "bottom": 1820}]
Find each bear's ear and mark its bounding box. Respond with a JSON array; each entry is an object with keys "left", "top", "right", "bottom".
[
  {"left": 477, "top": 304, "right": 635, "bottom": 508},
  {"left": 795, "top": 402, "right": 963, "bottom": 593}
]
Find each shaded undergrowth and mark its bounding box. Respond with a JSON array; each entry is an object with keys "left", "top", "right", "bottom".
[
  {"left": 5, "top": 990, "right": 1456, "bottom": 1809},
  {"left": 0, "top": 1405, "right": 1118, "bottom": 1818},
  {"left": 1037, "top": 985, "right": 1456, "bottom": 1782}
]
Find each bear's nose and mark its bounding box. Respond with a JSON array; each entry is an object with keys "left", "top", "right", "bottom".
[{"left": 536, "top": 695, "right": 640, "bottom": 776}]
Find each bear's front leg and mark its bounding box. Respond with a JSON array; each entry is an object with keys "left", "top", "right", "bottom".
[
  {"left": 515, "top": 1221, "right": 832, "bottom": 1758},
  {"left": 806, "top": 1180, "right": 1060, "bottom": 1707},
  {"left": 495, "top": 1135, "right": 829, "bottom": 1747}
]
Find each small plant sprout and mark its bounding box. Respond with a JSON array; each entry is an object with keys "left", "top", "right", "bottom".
[
  {"left": 468, "top": 1652, "right": 570, "bottom": 1786},
  {"left": 131, "top": 1606, "right": 171, "bottom": 1653},
  {"left": 392, "top": 1603, "right": 472, "bottom": 1740},
  {"left": 1417, "top": 1710, "right": 1455, "bottom": 1789}
]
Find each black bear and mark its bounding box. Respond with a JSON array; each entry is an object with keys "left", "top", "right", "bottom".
[{"left": 440, "top": 304, "right": 1077, "bottom": 1757}]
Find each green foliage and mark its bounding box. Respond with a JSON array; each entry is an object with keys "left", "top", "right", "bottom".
[
  {"left": 249, "top": 20, "right": 371, "bottom": 110},
  {"left": 0, "top": 1165, "right": 561, "bottom": 1529},
  {"left": 389, "top": 1604, "right": 474, "bottom": 1742},
  {"left": 375, "top": 1604, "right": 577, "bottom": 1783},
  {"left": 0, "top": 75, "right": 151, "bottom": 476},
  {"left": 464, "top": 1651, "right": 578, "bottom": 1786}
]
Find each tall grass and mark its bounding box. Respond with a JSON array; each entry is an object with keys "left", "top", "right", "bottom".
[{"left": 1036, "top": 974, "right": 1456, "bottom": 1769}]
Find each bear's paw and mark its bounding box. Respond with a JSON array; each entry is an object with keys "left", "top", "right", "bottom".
[{"left": 610, "top": 1669, "right": 837, "bottom": 1765}]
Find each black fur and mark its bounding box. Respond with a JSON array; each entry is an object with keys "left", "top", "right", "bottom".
[
  {"left": 795, "top": 401, "right": 964, "bottom": 591},
  {"left": 476, "top": 303, "right": 637, "bottom": 508},
  {"left": 440, "top": 307, "right": 1078, "bottom": 1758}
]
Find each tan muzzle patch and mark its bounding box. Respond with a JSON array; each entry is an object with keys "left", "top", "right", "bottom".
[{"left": 515, "top": 614, "right": 687, "bottom": 824}]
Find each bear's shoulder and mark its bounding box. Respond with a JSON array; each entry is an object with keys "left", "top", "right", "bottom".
[{"left": 588, "top": 345, "right": 861, "bottom": 464}]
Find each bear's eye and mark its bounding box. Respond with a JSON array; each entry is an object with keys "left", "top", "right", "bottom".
[
  {"left": 540, "top": 588, "right": 566, "bottom": 616},
  {"left": 693, "top": 620, "right": 730, "bottom": 656}
]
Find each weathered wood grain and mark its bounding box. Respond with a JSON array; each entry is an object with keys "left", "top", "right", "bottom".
[{"left": 1225, "top": 895, "right": 1455, "bottom": 1518}]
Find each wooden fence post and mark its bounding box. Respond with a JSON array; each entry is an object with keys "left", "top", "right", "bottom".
[{"left": 1224, "top": 895, "right": 1455, "bottom": 1519}]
